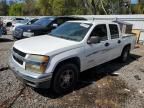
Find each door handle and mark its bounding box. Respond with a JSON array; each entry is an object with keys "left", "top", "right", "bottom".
[
  {"left": 105, "top": 43, "right": 110, "bottom": 47},
  {"left": 118, "top": 40, "right": 121, "bottom": 44}
]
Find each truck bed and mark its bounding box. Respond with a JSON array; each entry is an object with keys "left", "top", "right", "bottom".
[{"left": 122, "top": 33, "right": 135, "bottom": 38}]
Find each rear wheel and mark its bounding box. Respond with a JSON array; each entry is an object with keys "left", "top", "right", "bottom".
[
  {"left": 52, "top": 63, "right": 79, "bottom": 94},
  {"left": 119, "top": 46, "right": 130, "bottom": 62}
]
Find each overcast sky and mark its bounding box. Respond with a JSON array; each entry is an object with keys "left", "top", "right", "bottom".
[{"left": 131, "top": 0, "right": 138, "bottom": 4}]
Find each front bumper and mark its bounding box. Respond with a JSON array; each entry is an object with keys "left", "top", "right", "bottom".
[
  {"left": 13, "top": 32, "right": 22, "bottom": 39},
  {"left": 9, "top": 57, "right": 53, "bottom": 88}
]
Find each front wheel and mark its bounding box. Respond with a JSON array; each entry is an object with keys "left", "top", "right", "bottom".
[
  {"left": 119, "top": 46, "right": 130, "bottom": 62},
  {"left": 52, "top": 63, "right": 79, "bottom": 94}
]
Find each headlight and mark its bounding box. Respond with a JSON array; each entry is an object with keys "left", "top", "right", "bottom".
[
  {"left": 27, "top": 29, "right": 31, "bottom": 32},
  {"left": 25, "top": 55, "right": 49, "bottom": 74},
  {"left": 23, "top": 32, "right": 34, "bottom": 37}
]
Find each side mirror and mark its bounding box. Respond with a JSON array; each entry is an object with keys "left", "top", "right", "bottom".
[
  {"left": 87, "top": 36, "right": 101, "bottom": 44},
  {"left": 52, "top": 23, "right": 58, "bottom": 28}
]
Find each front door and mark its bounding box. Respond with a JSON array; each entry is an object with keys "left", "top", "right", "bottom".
[{"left": 85, "top": 24, "right": 112, "bottom": 69}]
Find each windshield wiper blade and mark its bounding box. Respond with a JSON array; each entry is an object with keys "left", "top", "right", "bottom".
[
  {"left": 59, "top": 36, "right": 77, "bottom": 41},
  {"left": 48, "top": 34, "right": 78, "bottom": 41}
]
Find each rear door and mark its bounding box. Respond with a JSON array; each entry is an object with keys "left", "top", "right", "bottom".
[{"left": 108, "top": 24, "right": 123, "bottom": 59}]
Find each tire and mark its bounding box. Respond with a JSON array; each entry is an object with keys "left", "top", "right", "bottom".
[
  {"left": 119, "top": 46, "right": 130, "bottom": 62},
  {"left": 52, "top": 63, "right": 79, "bottom": 94}
]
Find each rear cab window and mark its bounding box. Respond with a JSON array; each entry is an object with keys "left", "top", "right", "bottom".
[{"left": 109, "top": 24, "right": 119, "bottom": 39}]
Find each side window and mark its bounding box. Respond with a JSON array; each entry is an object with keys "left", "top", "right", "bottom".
[
  {"left": 30, "top": 19, "right": 38, "bottom": 24},
  {"left": 56, "top": 18, "right": 65, "bottom": 25},
  {"left": 90, "top": 24, "right": 108, "bottom": 41},
  {"left": 109, "top": 24, "right": 119, "bottom": 39}
]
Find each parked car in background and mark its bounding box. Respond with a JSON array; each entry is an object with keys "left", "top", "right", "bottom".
[
  {"left": 3, "top": 17, "right": 26, "bottom": 27},
  {"left": 9, "top": 20, "right": 136, "bottom": 94},
  {"left": 13, "top": 16, "right": 86, "bottom": 40},
  {"left": 10, "top": 19, "right": 29, "bottom": 32},
  {"left": 11, "top": 18, "right": 39, "bottom": 32}
]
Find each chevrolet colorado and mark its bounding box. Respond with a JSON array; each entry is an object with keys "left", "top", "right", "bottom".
[{"left": 9, "top": 20, "right": 136, "bottom": 94}]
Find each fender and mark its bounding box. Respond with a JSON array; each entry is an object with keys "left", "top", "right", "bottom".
[{"left": 45, "top": 46, "right": 85, "bottom": 74}]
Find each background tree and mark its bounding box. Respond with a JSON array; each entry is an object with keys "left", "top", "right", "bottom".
[
  {"left": 5, "top": 0, "right": 144, "bottom": 16},
  {"left": 0, "top": 0, "right": 9, "bottom": 15},
  {"left": 36, "top": 0, "right": 53, "bottom": 15},
  {"left": 64, "top": 0, "right": 86, "bottom": 15},
  {"left": 23, "top": 0, "right": 37, "bottom": 16},
  {"left": 131, "top": 3, "right": 144, "bottom": 14},
  {"left": 52, "top": 0, "right": 65, "bottom": 15},
  {"left": 9, "top": 3, "right": 24, "bottom": 16}
]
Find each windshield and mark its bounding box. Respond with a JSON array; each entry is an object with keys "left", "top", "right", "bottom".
[
  {"left": 49, "top": 22, "right": 92, "bottom": 41},
  {"left": 29, "top": 19, "right": 38, "bottom": 24},
  {"left": 34, "top": 18, "right": 54, "bottom": 26}
]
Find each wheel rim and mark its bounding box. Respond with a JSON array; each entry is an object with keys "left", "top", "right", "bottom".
[{"left": 59, "top": 69, "right": 74, "bottom": 89}]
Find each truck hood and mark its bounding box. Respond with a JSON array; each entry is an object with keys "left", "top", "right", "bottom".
[{"left": 13, "top": 35, "right": 81, "bottom": 55}]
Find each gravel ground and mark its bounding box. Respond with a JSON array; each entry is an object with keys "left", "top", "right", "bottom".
[{"left": 0, "top": 34, "right": 144, "bottom": 108}]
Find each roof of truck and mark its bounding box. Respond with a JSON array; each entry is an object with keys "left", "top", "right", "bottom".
[{"left": 68, "top": 20, "right": 118, "bottom": 25}]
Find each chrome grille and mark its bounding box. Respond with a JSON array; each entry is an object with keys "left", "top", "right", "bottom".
[
  {"left": 12, "top": 47, "right": 26, "bottom": 65},
  {"left": 13, "top": 55, "right": 23, "bottom": 65},
  {"left": 13, "top": 47, "right": 26, "bottom": 57}
]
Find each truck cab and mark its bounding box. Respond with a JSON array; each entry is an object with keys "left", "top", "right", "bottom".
[{"left": 9, "top": 20, "right": 136, "bottom": 94}]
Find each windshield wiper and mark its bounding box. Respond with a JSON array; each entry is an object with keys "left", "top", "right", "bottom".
[
  {"left": 48, "top": 34, "right": 78, "bottom": 41},
  {"left": 59, "top": 36, "right": 77, "bottom": 41}
]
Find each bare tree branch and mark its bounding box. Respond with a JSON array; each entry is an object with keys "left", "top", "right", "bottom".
[{"left": 100, "top": 0, "right": 108, "bottom": 15}]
